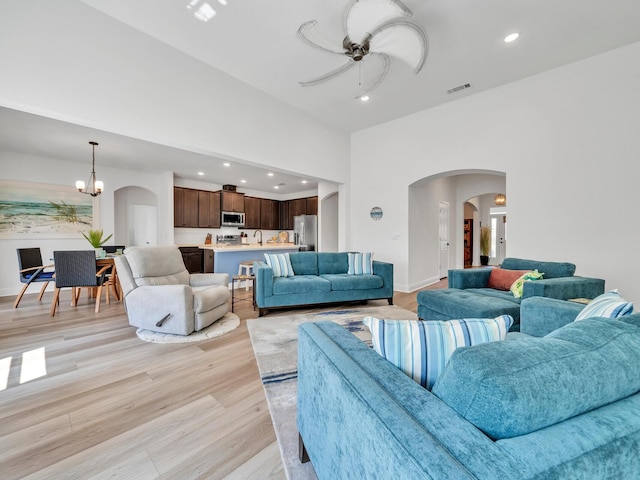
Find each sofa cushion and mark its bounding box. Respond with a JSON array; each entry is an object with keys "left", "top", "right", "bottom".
[
  {"left": 272, "top": 275, "right": 331, "bottom": 295},
  {"left": 321, "top": 273, "right": 383, "bottom": 291},
  {"left": 432, "top": 317, "right": 640, "bottom": 440},
  {"left": 363, "top": 315, "right": 513, "bottom": 390},
  {"left": 501, "top": 257, "right": 575, "bottom": 279},
  {"left": 264, "top": 253, "right": 295, "bottom": 277},
  {"left": 347, "top": 252, "right": 373, "bottom": 275},
  {"left": 126, "top": 246, "right": 190, "bottom": 286},
  {"left": 418, "top": 289, "right": 521, "bottom": 320},
  {"left": 487, "top": 268, "right": 530, "bottom": 291},
  {"left": 464, "top": 288, "right": 521, "bottom": 304},
  {"left": 317, "top": 252, "right": 349, "bottom": 275},
  {"left": 289, "top": 252, "right": 318, "bottom": 276},
  {"left": 574, "top": 290, "right": 633, "bottom": 321}
]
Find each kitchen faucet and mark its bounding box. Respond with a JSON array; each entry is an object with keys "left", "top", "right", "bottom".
[{"left": 254, "top": 230, "right": 263, "bottom": 245}]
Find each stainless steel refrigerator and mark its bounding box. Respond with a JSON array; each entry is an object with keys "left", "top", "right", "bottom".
[{"left": 293, "top": 215, "right": 317, "bottom": 251}]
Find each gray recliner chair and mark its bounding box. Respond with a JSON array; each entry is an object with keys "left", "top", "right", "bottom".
[{"left": 115, "top": 245, "right": 230, "bottom": 335}]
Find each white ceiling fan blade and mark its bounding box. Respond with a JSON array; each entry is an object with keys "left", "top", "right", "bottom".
[
  {"left": 299, "top": 60, "right": 356, "bottom": 87},
  {"left": 353, "top": 53, "right": 390, "bottom": 98},
  {"left": 369, "top": 21, "right": 428, "bottom": 73},
  {"left": 344, "top": 0, "right": 411, "bottom": 45},
  {"left": 297, "top": 20, "right": 345, "bottom": 55}
]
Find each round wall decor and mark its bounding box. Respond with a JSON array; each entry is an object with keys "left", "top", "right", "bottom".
[{"left": 370, "top": 206, "right": 383, "bottom": 221}]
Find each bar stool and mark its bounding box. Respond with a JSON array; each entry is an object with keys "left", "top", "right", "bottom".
[
  {"left": 237, "top": 260, "right": 256, "bottom": 291},
  {"left": 232, "top": 274, "right": 255, "bottom": 313}
]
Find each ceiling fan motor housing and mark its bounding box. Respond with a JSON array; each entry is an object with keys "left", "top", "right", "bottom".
[{"left": 343, "top": 36, "right": 371, "bottom": 61}]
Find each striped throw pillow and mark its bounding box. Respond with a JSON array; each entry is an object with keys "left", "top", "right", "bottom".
[
  {"left": 348, "top": 252, "right": 373, "bottom": 275},
  {"left": 264, "top": 253, "right": 295, "bottom": 277},
  {"left": 574, "top": 290, "right": 633, "bottom": 321},
  {"left": 363, "top": 315, "right": 513, "bottom": 390}
]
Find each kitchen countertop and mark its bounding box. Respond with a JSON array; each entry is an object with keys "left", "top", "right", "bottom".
[{"left": 199, "top": 243, "right": 298, "bottom": 252}]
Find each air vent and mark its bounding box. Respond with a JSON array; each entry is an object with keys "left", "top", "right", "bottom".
[
  {"left": 222, "top": 184, "right": 236, "bottom": 191},
  {"left": 447, "top": 83, "right": 471, "bottom": 94}
]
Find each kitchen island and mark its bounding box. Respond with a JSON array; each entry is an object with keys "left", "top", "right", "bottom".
[{"left": 200, "top": 243, "right": 299, "bottom": 283}]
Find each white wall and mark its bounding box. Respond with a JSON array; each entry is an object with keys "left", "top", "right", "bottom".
[{"left": 351, "top": 41, "right": 640, "bottom": 302}]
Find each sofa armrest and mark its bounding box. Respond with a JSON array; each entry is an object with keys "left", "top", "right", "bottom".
[
  {"left": 522, "top": 276, "right": 605, "bottom": 301},
  {"left": 124, "top": 284, "right": 194, "bottom": 335},
  {"left": 254, "top": 261, "right": 274, "bottom": 306},
  {"left": 520, "top": 297, "right": 584, "bottom": 337},
  {"left": 189, "top": 273, "right": 229, "bottom": 288},
  {"left": 372, "top": 260, "right": 394, "bottom": 289},
  {"left": 448, "top": 268, "right": 492, "bottom": 289}
]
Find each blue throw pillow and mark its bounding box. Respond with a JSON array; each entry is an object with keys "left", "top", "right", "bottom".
[
  {"left": 264, "top": 253, "right": 295, "bottom": 277},
  {"left": 348, "top": 252, "right": 373, "bottom": 275},
  {"left": 363, "top": 315, "right": 513, "bottom": 390},
  {"left": 575, "top": 290, "right": 633, "bottom": 321}
]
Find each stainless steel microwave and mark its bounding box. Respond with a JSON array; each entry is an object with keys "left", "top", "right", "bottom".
[{"left": 221, "top": 211, "right": 245, "bottom": 227}]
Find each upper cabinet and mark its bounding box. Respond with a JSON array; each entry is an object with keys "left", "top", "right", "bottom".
[
  {"left": 306, "top": 196, "right": 318, "bottom": 215},
  {"left": 174, "top": 187, "right": 199, "bottom": 228},
  {"left": 221, "top": 191, "right": 245, "bottom": 212},
  {"left": 244, "top": 196, "right": 261, "bottom": 229},
  {"left": 198, "top": 190, "right": 221, "bottom": 228},
  {"left": 261, "top": 199, "right": 280, "bottom": 230}
]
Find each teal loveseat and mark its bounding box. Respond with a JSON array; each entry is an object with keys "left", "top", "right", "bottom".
[
  {"left": 254, "top": 252, "right": 393, "bottom": 317},
  {"left": 417, "top": 257, "right": 605, "bottom": 331},
  {"left": 298, "top": 314, "right": 640, "bottom": 479}
]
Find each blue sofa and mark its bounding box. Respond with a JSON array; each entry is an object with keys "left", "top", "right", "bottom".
[
  {"left": 253, "top": 252, "right": 393, "bottom": 316},
  {"left": 298, "top": 314, "right": 640, "bottom": 479},
  {"left": 417, "top": 257, "right": 605, "bottom": 331}
]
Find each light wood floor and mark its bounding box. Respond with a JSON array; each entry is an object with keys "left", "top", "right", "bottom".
[{"left": 0, "top": 279, "right": 446, "bottom": 480}]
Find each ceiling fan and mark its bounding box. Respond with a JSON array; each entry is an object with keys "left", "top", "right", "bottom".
[{"left": 297, "top": 0, "right": 428, "bottom": 99}]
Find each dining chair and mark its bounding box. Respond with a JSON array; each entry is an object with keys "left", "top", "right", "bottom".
[
  {"left": 14, "top": 248, "right": 55, "bottom": 308},
  {"left": 50, "top": 250, "right": 111, "bottom": 316}
]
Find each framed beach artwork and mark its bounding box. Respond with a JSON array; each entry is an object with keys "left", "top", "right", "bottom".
[{"left": 0, "top": 180, "right": 97, "bottom": 239}]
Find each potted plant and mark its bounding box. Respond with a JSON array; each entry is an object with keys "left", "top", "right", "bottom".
[
  {"left": 82, "top": 229, "right": 113, "bottom": 258},
  {"left": 479, "top": 225, "right": 491, "bottom": 266}
]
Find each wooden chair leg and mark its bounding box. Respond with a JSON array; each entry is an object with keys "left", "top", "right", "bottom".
[
  {"left": 95, "top": 285, "right": 103, "bottom": 313},
  {"left": 37, "top": 281, "right": 49, "bottom": 302},
  {"left": 50, "top": 288, "right": 61, "bottom": 316},
  {"left": 13, "top": 283, "right": 30, "bottom": 308}
]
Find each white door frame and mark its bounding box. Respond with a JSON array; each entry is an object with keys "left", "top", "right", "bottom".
[{"left": 439, "top": 202, "right": 450, "bottom": 279}]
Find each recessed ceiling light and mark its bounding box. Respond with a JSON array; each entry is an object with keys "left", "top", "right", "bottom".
[
  {"left": 360, "top": 95, "right": 370, "bottom": 102},
  {"left": 504, "top": 33, "right": 519, "bottom": 43},
  {"left": 223, "top": 162, "right": 231, "bottom": 167},
  {"left": 274, "top": 185, "right": 280, "bottom": 189},
  {"left": 197, "top": 171, "right": 205, "bottom": 176},
  {"left": 193, "top": 2, "right": 216, "bottom": 22},
  {"left": 301, "top": 180, "right": 308, "bottom": 184},
  {"left": 240, "top": 179, "right": 246, "bottom": 183},
  {"left": 218, "top": 0, "right": 227, "bottom": 5},
  {"left": 267, "top": 172, "right": 274, "bottom": 177}
]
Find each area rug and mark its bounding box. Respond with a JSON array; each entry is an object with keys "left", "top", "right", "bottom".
[
  {"left": 247, "top": 304, "right": 417, "bottom": 480},
  {"left": 136, "top": 312, "right": 240, "bottom": 343}
]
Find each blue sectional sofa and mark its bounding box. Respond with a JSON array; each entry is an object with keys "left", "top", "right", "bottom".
[
  {"left": 417, "top": 257, "right": 605, "bottom": 331},
  {"left": 298, "top": 314, "right": 640, "bottom": 479},
  {"left": 253, "top": 252, "right": 393, "bottom": 316}
]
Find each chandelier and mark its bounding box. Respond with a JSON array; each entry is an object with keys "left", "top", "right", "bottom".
[
  {"left": 494, "top": 194, "right": 506, "bottom": 206},
  {"left": 76, "top": 141, "right": 104, "bottom": 197}
]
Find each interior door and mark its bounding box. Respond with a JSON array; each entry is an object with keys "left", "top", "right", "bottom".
[
  {"left": 491, "top": 214, "right": 507, "bottom": 264},
  {"left": 130, "top": 204, "right": 157, "bottom": 247},
  {"left": 439, "top": 202, "right": 450, "bottom": 279}
]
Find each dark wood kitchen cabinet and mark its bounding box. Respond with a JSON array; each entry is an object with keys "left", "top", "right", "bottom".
[
  {"left": 260, "top": 198, "right": 280, "bottom": 230},
  {"left": 198, "top": 190, "right": 221, "bottom": 228},
  {"left": 306, "top": 196, "right": 318, "bottom": 215},
  {"left": 279, "top": 200, "right": 291, "bottom": 230},
  {"left": 244, "top": 196, "right": 261, "bottom": 229},
  {"left": 179, "top": 246, "right": 203, "bottom": 273},
  {"left": 221, "top": 191, "right": 245, "bottom": 212},
  {"left": 174, "top": 187, "right": 198, "bottom": 228}
]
